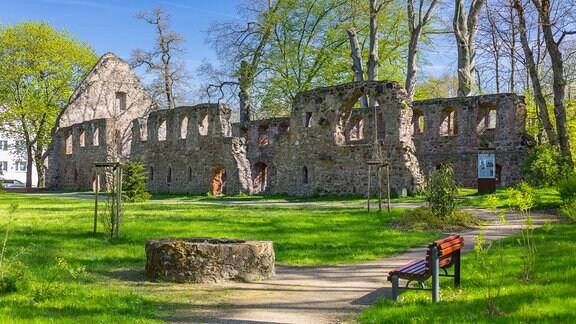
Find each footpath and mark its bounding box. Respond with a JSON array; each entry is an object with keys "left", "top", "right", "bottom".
[{"left": 164, "top": 207, "right": 557, "bottom": 324}]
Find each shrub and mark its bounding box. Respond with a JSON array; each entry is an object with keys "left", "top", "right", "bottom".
[
  {"left": 521, "top": 144, "right": 572, "bottom": 186},
  {"left": 398, "top": 206, "right": 479, "bottom": 231},
  {"left": 557, "top": 174, "right": 576, "bottom": 203},
  {"left": 122, "top": 160, "right": 151, "bottom": 203},
  {"left": 559, "top": 199, "right": 576, "bottom": 223},
  {"left": 424, "top": 165, "right": 458, "bottom": 219}
]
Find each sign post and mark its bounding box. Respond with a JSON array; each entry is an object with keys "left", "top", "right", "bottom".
[{"left": 477, "top": 148, "right": 496, "bottom": 194}]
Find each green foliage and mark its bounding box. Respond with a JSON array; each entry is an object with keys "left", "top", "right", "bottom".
[
  {"left": 122, "top": 161, "right": 151, "bottom": 203},
  {"left": 0, "top": 21, "right": 98, "bottom": 187},
  {"left": 521, "top": 144, "right": 573, "bottom": 186},
  {"left": 424, "top": 165, "right": 459, "bottom": 219},
  {"left": 398, "top": 206, "right": 479, "bottom": 231},
  {"left": 559, "top": 199, "right": 576, "bottom": 223},
  {"left": 557, "top": 173, "right": 576, "bottom": 203}
]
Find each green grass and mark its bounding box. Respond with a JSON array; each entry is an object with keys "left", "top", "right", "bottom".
[
  {"left": 0, "top": 192, "right": 439, "bottom": 322},
  {"left": 458, "top": 186, "right": 562, "bottom": 209},
  {"left": 359, "top": 223, "right": 576, "bottom": 323}
]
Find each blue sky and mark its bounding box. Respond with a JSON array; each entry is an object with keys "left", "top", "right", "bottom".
[
  {"left": 0, "top": 0, "right": 238, "bottom": 72},
  {"left": 0, "top": 0, "right": 456, "bottom": 88}
]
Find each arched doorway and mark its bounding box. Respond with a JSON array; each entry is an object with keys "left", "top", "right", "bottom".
[
  {"left": 253, "top": 162, "right": 268, "bottom": 193},
  {"left": 211, "top": 166, "right": 226, "bottom": 196}
]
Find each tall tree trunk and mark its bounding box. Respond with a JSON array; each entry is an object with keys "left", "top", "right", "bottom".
[
  {"left": 405, "top": 0, "right": 439, "bottom": 100},
  {"left": 512, "top": 0, "right": 558, "bottom": 145},
  {"left": 346, "top": 28, "right": 368, "bottom": 108},
  {"left": 453, "top": 0, "right": 485, "bottom": 97},
  {"left": 509, "top": 4, "right": 516, "bottom": 93},
  {"left": 485, "top": 2, "right": 500, "bottom": 93},
  {"left": 367, "top": 0, "right": 379, "bottom": 82},
  {"left": 532, "top": 0, "right": 573, "bottom": 167}
]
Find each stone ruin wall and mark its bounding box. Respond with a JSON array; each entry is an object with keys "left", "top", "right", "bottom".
[
  {"left": 272, "top": 81, "right": 424, "bottom": 196},
  {"left": 130, "top": 104, "right": 252, "bottom": 195},
  {"left": 232, "top": 118, "right": 291, "bottom": 194},
  {"left": 47, "top": 119, "right": 114, "bottom": 190},
  {"left": 412, "top": 94, "right": 530, "bottom": 187},
  {"left": 47, "top": 52, "right": 154, "bottom": 190},
  {"left": 49, "top": 68, "right": 530, "bottom": 195}
]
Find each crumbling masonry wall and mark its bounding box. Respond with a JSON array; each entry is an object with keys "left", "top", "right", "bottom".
[
  {"left": 412, "top": 94, "right": 530, "bottom": 187},
  {"left": 272, "top": 81, "right": 424, "bottom": 196},
  {"left": 47, "top": 52, "right": 154, "bottom": 189},
  {"left": 131, "top": 104, "right": 252, "bottom": 195}
]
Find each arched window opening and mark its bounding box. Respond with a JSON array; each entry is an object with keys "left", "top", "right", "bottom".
[
  {"left": 302, "top": 166, "right": 309, "bottom": 184},
  {"left": 304, "top": 112, "right": 313, "bottom": 128},
  {"left": 158, "top": 119, "right": 167, "bottom": 141},
  {"left": 440, "top": 108, "right": 457, "bottom": 136},
  {"left": 180, "top": 116, "right": 188, "bottom": 139},
  {"left": 477, "top": 104, "right": 498, "bottom": 133},
  {"left": 279, "top": 123, "right": 290, "bottom": 134},
  {"left": 349, "top": 116, "right": 364, "bottom": 141},
  {"left": 253, "top": 162, "right": 268, "bottom": 193},
  {"left": 93, "top": 127, "right": 100, "bottom": 146},
  {"left": 79, "top": 131, "right": 85, "bottom": 147},
  {"left": 412, "top": 110, "right": 424, "bottom": 136},
  {"left": 139, "top": 119, "right": 148, "bottom": 141},
  {"left": 188, "top": 166, "right": 193, "bottom": 182},
  {"left": 167, "top": 166, "right": 172, "bottom": 186},
  {"left": 258, "top": 125, "right": 269, "bottom": 146},
  {"left": 65, "top": 133, "right": 73, "bottom": 154},
  {"left": 116, "top": 92, "right": 127, "bottom": 110},
  {"left": 149, "top": 166, "right": 154, "bottom": 181},
  {"left": 199, "top": 113, "right": 209, "bottom": 136}
]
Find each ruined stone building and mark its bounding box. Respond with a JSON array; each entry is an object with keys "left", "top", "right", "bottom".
[{"left": 47, "top": 53, "right": 531, "bottom": 195}]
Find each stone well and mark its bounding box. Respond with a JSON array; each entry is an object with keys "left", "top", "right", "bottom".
[{"left": 145, "top": 238, "right": 275, "bottom": 283}]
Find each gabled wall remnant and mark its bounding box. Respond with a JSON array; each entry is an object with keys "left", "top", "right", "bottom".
[
  {"left": 48, "top": 54, "right": 530, "bottom": 195},
  {"left": 47, "top": 53, "right": 155, "bottom": 189}
]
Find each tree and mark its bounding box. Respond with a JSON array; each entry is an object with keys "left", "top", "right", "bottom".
[
  {"left": 453, "top": 0, "right": 485, "bottom": 97},
  {"left": 0, "top": 21, "right": 97, "bottom": 188},
  {"left": 122, "top": 160, "right": 151, "bottom": 203},
  {"left": 131, "top": 7, "right": 189, "bottom": 109},
  {"left": 405, "top": 0, "right": 440, "bottom": 100},
  {"left": 512, "top": 0, "right": 558, "bottom": 145},
  {"left": 531, "top": 0, "right": 574, "bottom": 167}
]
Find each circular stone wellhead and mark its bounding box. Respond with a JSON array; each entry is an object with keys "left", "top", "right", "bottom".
[{"left": 145, "top": 238, "right": 275, "bottom": 283}]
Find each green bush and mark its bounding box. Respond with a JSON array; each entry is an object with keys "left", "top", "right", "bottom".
[
  {"left": 0, "top": 260, "right": 30, "bottom": 294},
  {"left": 424, "top": 164, "right": 458, "bottom": 219},
  {"left": 122, "top": 160, "right": 151, "bottom": 203},
  {"left": 521, "top": 144, "right": 572, "bottom": 186},
  {"left": 557, "top": 174, "right": 576, "bottom": 203},
  {"left": 398, "top": 206, "right": 479, "bottom": 231},
  {"left": 559, "top": 199, "right": 576, "bottom": 223}
]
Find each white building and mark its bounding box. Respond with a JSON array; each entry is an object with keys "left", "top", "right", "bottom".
[{"left": 0, "top": 134, "right": 38, "bottom": 186}]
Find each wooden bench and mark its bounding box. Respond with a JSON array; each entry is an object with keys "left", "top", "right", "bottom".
[{"left": 387, "top": 235, "right": 464, "bottom": 302}]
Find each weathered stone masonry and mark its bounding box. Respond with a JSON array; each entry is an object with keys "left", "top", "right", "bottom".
[{"left": 48, "top": 53, "right": 531, "bottom": 195}]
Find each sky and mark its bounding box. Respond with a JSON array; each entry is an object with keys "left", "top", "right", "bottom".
[
  {"left": 0, "top": 0, "right": 239, "bottom": 75},
  {"left": 0, "top": 0, "right": 457, "bottom": 94}
]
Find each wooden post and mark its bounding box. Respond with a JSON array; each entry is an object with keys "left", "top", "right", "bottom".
[
  {"left": 115, "top": 164, "right": 122, "bottom": 238},
  {"left": 94, "top": 168, "right": 99, "bottom": 233},
  {"left": 386, "top": 164, "right": 391, "bottom": 214},
  {"left": 377, "top": 165, "right": 382, "bottom": 212},
  {"left": 367, "top": 164, "right": 371, "bottom": 212}
]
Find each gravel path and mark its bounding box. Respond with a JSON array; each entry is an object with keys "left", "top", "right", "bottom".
[{"left": 163, "top": 208, "right": 557, "bottom": 324}]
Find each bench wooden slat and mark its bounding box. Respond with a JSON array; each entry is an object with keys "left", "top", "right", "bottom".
[{"left": 388, "top": 235, "right": 464, "bottom": 302}]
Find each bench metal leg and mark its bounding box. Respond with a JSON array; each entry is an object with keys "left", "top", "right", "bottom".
[
  {"left": 431, "top": 246, "right": 440, "bottom": 302},
  {"left": 391, "top": 274, "right": 399, "bottom": 301},
  {"left": 454, "top": 250, "right": 461, "bottom": 287}
]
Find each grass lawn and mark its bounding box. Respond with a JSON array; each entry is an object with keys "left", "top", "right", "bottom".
[
  {"left": 0, "top": 192, "right": 438, "bottom": 322},
  {"left": 359, "top": 223, "right": 576, "bottom": 323}
]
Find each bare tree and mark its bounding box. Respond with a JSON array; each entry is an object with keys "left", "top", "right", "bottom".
[
  {"left": 531, "top": 0, "right": 575, "bottom": 167},
  {"left": 131, "top": 7, "right": 188, "bottom": 109},
  {"left": 346, "top": 27, "right": 368, "bottom": 107},
  {"left": 405, "top": 0, "right": 440, "bottom": 100},
  {"left": 453, "top": 0, "right": 485, "bottom": 97},
  {"left": 512, "top": 0, "right": 558, "bottom": 145}
]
